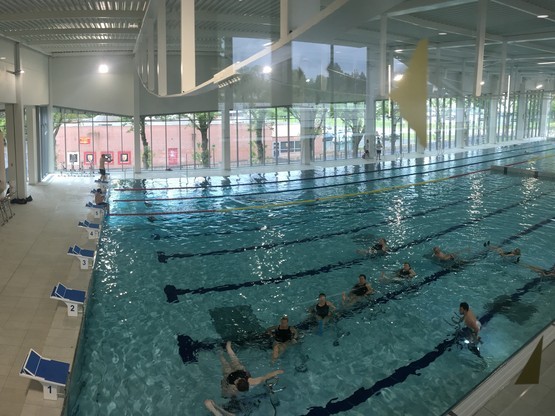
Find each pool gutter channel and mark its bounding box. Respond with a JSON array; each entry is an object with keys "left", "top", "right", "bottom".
[{"left": 445, "top": 319, "right": 555, "bottom": 416}]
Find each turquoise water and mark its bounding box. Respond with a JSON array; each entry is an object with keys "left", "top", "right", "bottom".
[{"left": 67, "top": 142, "right": 555, "bottom": 415}]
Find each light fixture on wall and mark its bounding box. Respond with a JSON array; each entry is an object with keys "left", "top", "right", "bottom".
[
  {"left": 6, "top": 69, "right": 24, "bottom": 75},
  {"left": 536, "top": 84, "right": 543, "bottom": 89},
  {"left": 98, "top": 64, "right": 109, "bottom": 74}
]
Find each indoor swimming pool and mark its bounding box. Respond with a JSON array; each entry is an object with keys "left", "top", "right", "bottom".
[{"left": 66, "top": 141, "right": 555, "bottom": 415}]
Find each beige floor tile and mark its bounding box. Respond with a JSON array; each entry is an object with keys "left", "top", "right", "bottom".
[
  {"left": 0, "top": 387, "right": 26, "bottom": 416},
  {"left": 0, "top": 328, "right": 27, "bottom": 347}
]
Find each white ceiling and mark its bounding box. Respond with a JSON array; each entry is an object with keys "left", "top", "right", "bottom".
[{"left": 0, "top": 0, "right": 553, "bottom": 77}]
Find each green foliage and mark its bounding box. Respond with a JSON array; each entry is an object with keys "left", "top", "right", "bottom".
[{"left": 185, "top": 112, "right": 215, "bottom": 168}]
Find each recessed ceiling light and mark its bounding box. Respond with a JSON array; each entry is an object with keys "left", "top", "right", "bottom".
[
  {"left": 536, "top": 84, "right": 543, "bottom": 89},
  {"left": 480, "top": 81, "right": 485, "bottom": 85},
  {"left": 537, "top": 14, "right": 548, "bottom": 19},
  {"left": 98, "top": 64, "right": 109, "bottom": 73},
  {"left": 538, "top": 61, "right": 555, "bottom": 65},
  {"left": 262, "top": 65, "right": 272, "bottom": 74},
  {"left": 394, "top": 74, "right": 404, "bottom": 81},
  {"left": 438, "top": 32, "right": 447, "bottom": 36},
  {"left": 395, "top": 49, "right": 403, "bottom": 53},
  {"left": 0, "top": 56, "right": 5, "bottom": 60}
]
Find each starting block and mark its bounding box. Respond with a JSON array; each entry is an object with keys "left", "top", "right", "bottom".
[
  {"left": 50, "top": 282, "right": 86, "bottom": 316},
  {"left": 86, "top": 202, "right": 107, "bottom": 218},
  {"left": 67, "top": 245, "right": 96, "bottom": 270},
  {"left": 78, "top": 219, "right": 101, "bottom": 239},
  {"left": 20, "top": 349, "right": 70, "bottom": 400}
]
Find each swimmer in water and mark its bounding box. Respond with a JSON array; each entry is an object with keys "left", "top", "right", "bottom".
[
  {"left": 357, "top": 238, "right": 388, "bottom": 256},
  {"left": 458, "top": 302, "right": 481, "bottom": 342},
  {"left": 380, "top": 262, "right": 416, "bottom": 282},
  {"left": 310, "top": 293, "right": 336, "bottom": 323},
  {"left": 267, "top": 316, "right": 298, "bottom": 362},
  {"left": 432, "top": 246, "right": 456, "bottom": 261},
  {"left": 220, "top": 341, "right": 284, "bottom": 397},
  {"left": 484, "top": 241, "right": 520, "bottom": 260},
  {"left": 342, "top": 274, "right": 374, "bottom": 304}
]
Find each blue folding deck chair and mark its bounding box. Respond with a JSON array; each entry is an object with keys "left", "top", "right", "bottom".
[
  {"left": 78, "top": 219, "right": 101, "bottom": 239},
  {"left": 86, "top": 201, "right": 107, "bottom": 218},
  {"left": 19, "top": 349, "right": 70, "bottom": 400},
  {"left": 67, "top": 245, "right": 96, "bottom": 269},
  {"left": 50, "top": 282, "right": 86, "bottom": 316}
]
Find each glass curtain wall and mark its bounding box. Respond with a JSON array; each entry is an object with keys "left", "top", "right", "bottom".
[
  {"left": 523, "top": 90, "right": 543, "bottom": 138},
  {"left": 53, "top": 108, "right": 134, "bottom": 173}
]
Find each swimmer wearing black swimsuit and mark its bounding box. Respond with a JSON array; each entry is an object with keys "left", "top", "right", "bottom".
[
  {"left": 352, "top": 282, "right": 369, "bottom": 296},
  {"left": 273, "top": 326, "right": 293, "bottom": 343},
  {"left": 315, "top": 303, "right": 329, "bottom": 318},
  {"left": 397, "top": 262, "right": 416, "bottom": 278},
  {"left": 268, "top": 316, "right": 298, "bottom": 361},
  {"left": 312, "top": 293, "right": 336, "bottom": 321}
]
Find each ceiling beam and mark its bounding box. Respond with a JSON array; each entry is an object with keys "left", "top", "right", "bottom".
[
  {"left": 392, "top": 15, "right": 503, "bottom": 42},
  {"left": 386, "top": 0, "right": 478, "bottom": 17},
  {"left": 28, "top": 39, "right": 135, "bottom": 45},
  {"left": 0, "top": 10, "right": 144, "bottom": 22},
  {"left": 7, "top": 28, "right": 140, "bottom": 36},
  {"left": 490, "top": 0, "right": 555, "bottom": 22}
]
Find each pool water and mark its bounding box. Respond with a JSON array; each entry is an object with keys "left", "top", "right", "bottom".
[{"left": 66, "top": 142, "right": 555, "bottom": 415}]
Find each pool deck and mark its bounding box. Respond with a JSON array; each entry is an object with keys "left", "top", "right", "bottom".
[{"left": 0, "top": 138, "right": 554, "bottom": 416}]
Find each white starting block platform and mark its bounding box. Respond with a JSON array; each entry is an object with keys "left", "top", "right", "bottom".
[
  {"left": 86, "top": 201, "right": 107, "bottom": 218},
  {"left": 67, "top": 245, "right": 96, "bottom": 269},
  {"left": 20, "top": 349, "right": 70, "bottom": 400},
  {"left": 78, "top": 219, "right": 101, "bottom": 239},
  {"left": 50, "top": 282, "right": 86, "bottom": 316}
]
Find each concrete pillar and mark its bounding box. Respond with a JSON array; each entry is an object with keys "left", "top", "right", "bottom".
[
  {"left": 455, "top": 96, "right": 466, "bottom": 148},
  {"left": 220, "top": 87, "right": 232, "bottom": 171},
  {"left": 133, "top": 72, "right": 142, "bottom": 174},
  {"left": 365, "top": 50, "right": 377, "bottom": 158},
  {"left": 487, "top": 92, "right": 499, "bottom": 144},
  {"left": 280, "top": 0, "right": 289, "bottom": 38},
  {"left": 379, "top": 15, "right": 388, "bottom": 98},
  {"left": 539, "top": 92, "right": 550, "bottom": 138},
  {"left": 5, "top": 42, "right": 28, "bottom": 199},
  {"left": 157, "top": 0, "right": 168, "bottom": 96},
  {"left": 516, "top": 79, "right": 526, "bottom": 139},
  {"left": 0, "top": 131, "right": 6, "bottom": 193},
  {"left": 298, "top": 106, "right": 313, "bottom": 165},
  {"left": 147, "top": 18, "right": 155, "bottom": 91},
  {"left": 474, "top": 0, "right": 487, "bottom": 96},
  {"left": 5, "top": 103, "right": 28, "bottom": 199},
  {"left": 288, "top": 0, "right": 319, "bottom": 31},
  {"left": 26, "top": 106, "right": 39, "bottom": 185},
  {"left": 181, "top": 0, "right": 195, "bottom": 92}
]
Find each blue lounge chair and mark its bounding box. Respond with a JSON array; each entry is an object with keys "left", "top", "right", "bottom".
[
  {"left": 67, "top": 245, "right": 96, "bottom": 269},
  {"left": 50, "top": 282, "right": 86, "bottom": 316},
  {"left": 78, "top": 219, "right": 101, "bottom": 239},
  {"left": 86, "top": 201, "right": 107, "bottom": 218},
  {"left": 19, "top": 349, "right": 70, "bottom": 400}
]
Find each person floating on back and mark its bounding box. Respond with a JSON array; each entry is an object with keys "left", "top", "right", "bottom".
[
  {"left": 220, "top": 341, "right": 284, "bottom": 397},
  {"left": 484, "top": 241, "right": 520, "bottom": 262},
  {"left": 432, "top": 246, "right": 456, "bottom": 261}
]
